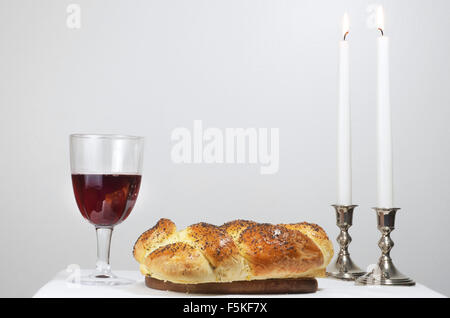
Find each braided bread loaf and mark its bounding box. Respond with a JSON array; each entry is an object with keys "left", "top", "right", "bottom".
[{"left": 133, "top": 218, "right": 333, "bottom": 284}]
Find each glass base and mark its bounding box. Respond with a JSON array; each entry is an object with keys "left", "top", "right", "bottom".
[{"left": 79, "top": 271, "right": 135, "bottom": 286}]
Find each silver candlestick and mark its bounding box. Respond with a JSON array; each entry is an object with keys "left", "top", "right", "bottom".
[
  {"left": 327, "top": 205, "right": 366, "bottom": 280},
  {"left": 355, "top": 208, "right": 415, "bottom": 286}
]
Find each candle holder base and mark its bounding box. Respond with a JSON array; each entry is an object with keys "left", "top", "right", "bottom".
[
  {"left": 355, "top": 208, "right": 415, "bottom": 286},
  {"left": 326, "top": 205, "right": 366, "bottom": 281}
]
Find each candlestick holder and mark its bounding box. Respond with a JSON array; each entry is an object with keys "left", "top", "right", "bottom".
[
  {"left": 327, "top": 205, "right": 366, "bottom": 280},
  {"left": 355, "top": 208, "right": 415, "bottom": 286}
]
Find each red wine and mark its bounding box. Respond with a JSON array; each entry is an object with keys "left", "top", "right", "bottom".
[{"left": 72, "top": 174, "right": 142, "bottom": 227}]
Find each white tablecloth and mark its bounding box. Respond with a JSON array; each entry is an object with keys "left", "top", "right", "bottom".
[{"left": 34, "top": 270, "right": 445, "bottom": 298}]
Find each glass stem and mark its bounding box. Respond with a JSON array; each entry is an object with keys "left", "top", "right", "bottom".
[{"left": 95, "top": 226, "right": 113, "bottom": 277}]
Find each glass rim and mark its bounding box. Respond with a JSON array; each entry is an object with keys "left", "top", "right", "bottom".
[{"left": 70, "top": 134, "right": 144, "bottom": 140}]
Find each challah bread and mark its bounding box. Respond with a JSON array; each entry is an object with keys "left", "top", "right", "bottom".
[{"left": 133, "top": 218, "right": 333, "bottom": 284}]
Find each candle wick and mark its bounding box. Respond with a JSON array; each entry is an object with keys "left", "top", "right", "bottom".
[
  {"left": 378, "top": 28, "right": 384, "bottom": 36},
  {"left": 343, "top": 31, "right": 349, "bottom": 41}
]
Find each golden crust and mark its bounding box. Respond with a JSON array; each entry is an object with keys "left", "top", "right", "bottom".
[
  {"left": 237, "top": 224, "right": 323, "bottom": 279},
  {"left": 281, "top": 222, "right": 334, "bottom": 276},
  {"left": 143, "top": 242, "right": 215, "bottom": 283},
  {"left": 133, "top": 218, "right": 176, "bottom": 263},
  {"left": 219, "top": 219, "right": 258, "bottom": 241},
  {"left": 186, "top": 223, "right": 239, "bottom": 268},
  {"left": 134, "top": 219, "right": 333, "bottom": 283},
  {"left": 185, "top": 223, "right": 247, "bottom": 281}
]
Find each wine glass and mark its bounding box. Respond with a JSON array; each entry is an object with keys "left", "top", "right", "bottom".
[{"left": 70, "top": 134, "right": 144, "bottom": 286}]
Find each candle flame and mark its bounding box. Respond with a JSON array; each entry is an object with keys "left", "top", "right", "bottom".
[
  {"left": 376, "top": 6, "right": 385, "bottom": 33},
  {"left": 342, "top": 13, "right": 350, "bottom": 40}
]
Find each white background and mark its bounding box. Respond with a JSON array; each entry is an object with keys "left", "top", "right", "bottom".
[{"left": 1, "top": 0, "right": 449, "bottom": 297}]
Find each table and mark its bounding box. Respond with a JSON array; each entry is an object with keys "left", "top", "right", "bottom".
[{"left": 34, "top": 270, "right": 446, "bottom": 298}]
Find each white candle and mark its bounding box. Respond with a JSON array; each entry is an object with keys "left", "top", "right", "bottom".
[
  {"left": 337, "top": 13, "right": 352, "bottom": 206},
  {"left": 376, "top": 6, "right": 394, "bottom": 208}
]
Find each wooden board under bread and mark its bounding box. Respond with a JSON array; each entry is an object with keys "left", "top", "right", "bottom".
[{"left": 145, "top": 276, "right": 318, "bottom": 294}]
